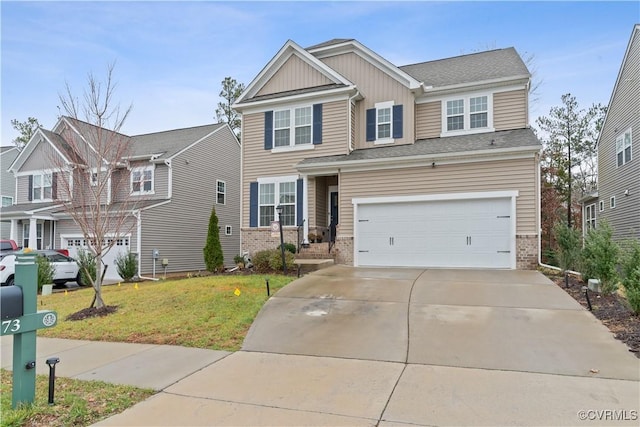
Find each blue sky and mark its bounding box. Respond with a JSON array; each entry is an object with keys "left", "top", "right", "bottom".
[{"left": 1, "top": 1, "right": 638, "bottom": 146}]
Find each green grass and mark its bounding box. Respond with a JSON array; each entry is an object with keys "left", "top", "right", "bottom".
[
  {"left": 38, "top": 274, "right": 294, "bottom": 351},
  {"left": 4, "top": 274, "right": 295, "bottom": 426}
]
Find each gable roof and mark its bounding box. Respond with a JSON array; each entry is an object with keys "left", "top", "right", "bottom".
[
  {"left": 596, "top": 24, "right": 640, "bottom": 147},
  {"left": 128, "top": 123, "right": 227, "bottom": 161},
  {"left": 399, "top": 47, "right": 530, "bottom": 89},
  {"left": 8, "top": 127, "right": 75, "bottom": 173}
]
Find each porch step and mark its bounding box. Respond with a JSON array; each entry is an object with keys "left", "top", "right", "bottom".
[
  {"left": 297, "top": 242, "right": 336, "bottom": 260},
  {"left": 294, "top": 258, "right": 335, "bottom": 273}
]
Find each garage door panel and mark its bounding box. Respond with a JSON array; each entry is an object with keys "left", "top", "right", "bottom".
[
  {"left": 356, "top": 197, "right": 513, "bottom": 269},
  {"left": 63, "top": 237, "right": 129, "bottom": 282}
]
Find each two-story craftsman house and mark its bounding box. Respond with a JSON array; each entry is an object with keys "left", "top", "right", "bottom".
[
  {"left": 234, "top": 39, "right": 542, "bottom": 269},
  {"left": 2, "top": 116, "right": 240, "bottom": 280}
]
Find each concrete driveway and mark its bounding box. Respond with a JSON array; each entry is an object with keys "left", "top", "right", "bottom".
[{"left": 97, "top": 266, "right": 639, "bottom": 426}]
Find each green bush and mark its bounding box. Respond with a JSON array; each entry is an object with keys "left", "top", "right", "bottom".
[
  {"left": 277, "top": 242, "right": 297, "bottom": 254},
  {"left": 553, "top": 221, "right": 581, "bottom": 271},
  {"left": 621, "top": 239, "right": 640, "bottom": 313},
  {"left": 35, "top": 255, "right": 55, "bottom": 291},
  {"left": 115, "top": 251, "right": 138, "bottom": 282},
  {"left": 252, "top": 250, "right": 272, "bottom": 272},
  {"left": 76, "top": 248, "right": 97, "bottom": 287},
  {"left": 580, "top": 221, "right": 620, "bottom": 294},
  {"left": 253, "top": 249, "right": 296, "bottom": 273}
]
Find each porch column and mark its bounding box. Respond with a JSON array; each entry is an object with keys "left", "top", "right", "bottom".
[
  {"left": 10, "top": 219, "right": 18, "bottom": 241},
  {"left": 303, "top": 175, "right": 309, "bottom": 243},
  {"left": 28, "top": 218, "right": 37, "bottom": 250}
]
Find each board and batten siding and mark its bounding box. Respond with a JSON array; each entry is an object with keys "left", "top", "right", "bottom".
[
  {"left": 242, "top": 100, "right": 349, "bottom": 227},
  {"left": 338, "top": 156, "right": 538, "bottom": 237},
  {"left": 20, "top": 139, "right": 67, "bottom": 172},
  {"left": 320, "top": 52, "right": 415, "bottom": 147},
  {"left": 493, "top": 89, "right": 528, "bottom": 131},
  {"left": 597, "top": 26, "right": 640, "bottom": 241},
  {"left": 257, "top": 54, "right": 333, "bottom": 97},
  {"left": 415, "top": 102, "right": 441, "bottom": 140},
  {"left": 140, "top": 126, "right": 240, "bottom": 272}
]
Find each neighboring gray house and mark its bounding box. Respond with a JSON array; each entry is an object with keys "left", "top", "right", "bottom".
[
  {"left": 2, "top": 116, "right": 240, "bottom": 280},
  {"left": 0, "top": 146, "right": 19, "bottom": 240},
  {"left": 582, "top": 25, "right": 639, "bottom": 242}
]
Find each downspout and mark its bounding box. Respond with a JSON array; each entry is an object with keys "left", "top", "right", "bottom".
[
  {"left": 537, "top": 151, "right": 560, "bottom": 271},
  {"left": 164, "top": 159, "right": 172, "bottom": 199},
  {"left": 348, "top": 90, "right": 361, "bottom": 152},
  {"left": 133, "top": 209, "right": 159, "bottom": 281}
]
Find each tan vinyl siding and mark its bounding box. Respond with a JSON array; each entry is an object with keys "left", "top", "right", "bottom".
[
  {"left": 597, "top": 27, "right": 640, "bottom": 241},
  {"left": 242, "top": 100, "right": 349, "bottom": 226},
  {"left": 338, "top": 156, "right": 538, "bottom": 236},
  {"left": 257, "top": 54, "right": 332, "bottom": 96},
  {"left": 140, "top": 126, "right": 241, "bottom": 272},
  {"left": 415, "top": 102, "right": 441, "bottom": 139},
  {"left": 494, "top": 90, "right": 528, "bottom": 131},
  {"left": 321, "top": 52, "right": 415, "bottom": 147}
]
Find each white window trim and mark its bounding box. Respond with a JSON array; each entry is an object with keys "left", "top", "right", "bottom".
[
  {"left": 440, "top": 92, "right": 494, "bottom": 137},
  {"left": 610, "top": 196, "right": 616, "bottom": 209},
  {"left": 585, "top": 203, "right": 596, "bottom": 229},
  {"left": 616, "top": 128, "right": 632, "bottom": 167},
  {"left": 225, "top": 225, "right": 232, "bottom": 236},
  {"left": 1, "top": 195, "right": 13, "bottom": 207},
  {"left": 599, "top": 200, "right": 605, "bottom": 212},
  {"left": 130, "top": 165, "right": 155, "bottom": 195},
  {"left": 23, "top": 222, "right": 43, "bottom": 250},
  {"left": 216, "top": 180, "right": 226, "bottom": 205},
  {"left": 374, "top": 101, "right": 394, "bottom": 145},
  {"left": 31, "top": 172, "right": 53, "bottom": 202},
  {"left": 257, "top": 175, "right": 298, "bottom": 227},
  {"left": 272, "top": 104, "right": 314, "bottom": 150}
]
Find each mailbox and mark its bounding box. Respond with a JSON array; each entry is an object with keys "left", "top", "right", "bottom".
[{"left": 0, "top": 286, "right": 23, "bottom": 320}]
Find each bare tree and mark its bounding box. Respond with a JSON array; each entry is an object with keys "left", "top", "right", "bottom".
[{"left": 53, "top": 63, "right": 136, "bottom": 309}]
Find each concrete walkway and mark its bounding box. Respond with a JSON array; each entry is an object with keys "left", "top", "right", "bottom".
[{"left": 2, "top": 266, "right": 639, "bottom": 426}]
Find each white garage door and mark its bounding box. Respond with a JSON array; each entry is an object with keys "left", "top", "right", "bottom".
[
  {"left": 62, "top": 236, "right": 130, "bottom": 282},
  {"left": 355, "top": 197, "right": 514, "bottom": 269}
]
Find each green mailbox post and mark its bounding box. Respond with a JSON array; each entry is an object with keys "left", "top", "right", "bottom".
[{"left": 0, "top": 253, "right": 58, "bottom": 408}]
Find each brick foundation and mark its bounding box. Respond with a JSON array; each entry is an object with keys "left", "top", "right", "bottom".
[{"left": 516, "top": 235, "right": 538, "bottom": 270}]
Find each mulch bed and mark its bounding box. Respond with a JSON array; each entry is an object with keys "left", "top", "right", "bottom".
[
  {"left": 549, "top": 272, "right": 640, "bottom": 358},
  {"left": 66, "top": 306, "right": 118, "bottom": 321}
]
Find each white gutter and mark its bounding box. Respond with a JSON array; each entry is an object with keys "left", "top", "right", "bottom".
[{"left": 133, "top": 209, "right": 159, "bottom": 281}]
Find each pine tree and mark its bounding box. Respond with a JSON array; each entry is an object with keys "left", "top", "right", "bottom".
[{"left": 203, "top": 206, "right": 224, "bottom": 272}]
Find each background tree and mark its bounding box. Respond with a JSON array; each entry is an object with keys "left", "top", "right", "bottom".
[
  {"left": 10, "top": 117, "right": 41, "bottom": 149},
  {"left": 203, "top": 206, "right": 224, "bottom": 272},
  {"left": 52, "top": 62, "right": 135, "bottom": 309},
  {"left": 215, "top": 77, "right": 244, "bottom": 138}
]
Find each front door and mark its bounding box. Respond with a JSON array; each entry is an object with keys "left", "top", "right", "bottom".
[{"left": 329, "top": 191, "right": 338, "bottom": 242}]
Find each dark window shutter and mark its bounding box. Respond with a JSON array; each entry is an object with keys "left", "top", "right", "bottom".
[
  {"left": 52, "top": 173, "right": 57, "bottom": 199},
  {"left": 312, "top": 104, "right": 323, "bottom": 145},
  {"left": 392, "top": 105, "right": 403, "bottom": 139},
  {"left": 28, "top": 175, "right": 33, "bottom": 201},
  {"left": 264, "top": 111, "right": 273, "bottom": 150},
  {"left": 249, "top": 182, "right": 258, "bottom": 227},
  {"left": 296, "top": 179, "right": 303, "bottom": 226},
  {"left": 366, "top": 108, "right": 376, "bottom": 141}
]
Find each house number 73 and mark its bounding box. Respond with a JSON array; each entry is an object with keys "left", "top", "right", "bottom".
[{"left": 2, "top": 319, "right": 21, "bottom": 334}]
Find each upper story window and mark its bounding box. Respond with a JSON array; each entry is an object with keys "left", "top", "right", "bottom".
[
  {"left": 32, "top": 172, "right": 52, "bottom": 201},
  {"left": 131, "top": 166, "right": 154, "bottom": 195},
  {"left": 616, "top": 128, "right": 632, "bottom": 167},
  {"left": 366, "top": 101, "right": 403, "bottom": 144},
  {"left": 585, "top": 203, "right": 596, "bottom": 230},
  {"left": 90, "top": 171, "right": 98, "bottom": 187},
  {"left": 442, "top": 94, "right": 493, "bottom": 136},
  {"left": 1, "top": 196, "right": 13, "bottom": 207},
  {"left": 265, "top": 104, "right": 322, "bottom": 151},
  {"left": 216, "top": 180, "right": 226, "bottom": 205}
]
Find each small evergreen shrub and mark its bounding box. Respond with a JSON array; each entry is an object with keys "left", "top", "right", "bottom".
[
  {"left": 252, "top": 250, "right": 272, "bottom": 272},
  {"left": 580, "top": 221, "right": 620, "bottom": 294},
  {"left": 203, "top": 207, "right": 224, "bottom": 272},
  {"left": 253, "top": 249, "right": 296, "bottom": 273},
  {"left": 553, "top": 221, "right": 581, "bottom": 271},
  {"left": 115, "top": 251, "right": 138, "bottom": 281},
  {"left": 621, "top": 239, "right": 640, "bottom": 313},
  {"left": 35, "top": 254, "right": 55, "bottom": 291},
  {"left": 277, "top": 242, "right": 297, "bottom": 254},
  {"left": 76, "top": 248, "right": 97, "bottom": 287}
]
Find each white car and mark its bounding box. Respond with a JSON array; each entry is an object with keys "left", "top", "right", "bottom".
[{"left": 0, "top": 250, "right": 82, "bottom": 287}]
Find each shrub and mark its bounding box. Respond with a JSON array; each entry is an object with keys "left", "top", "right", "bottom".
[
  {"left": 621, "top": 239, "right": 640, "bottom": 313},
  {"left": 115, "top": 251, "right": 138, "bottom": 282},
  {"left": 580, "top": 221, "right": 620, "bottom": 294},
  {"left": 35, "top": 254, "right": 55, "bottom": 291},
  {"left": 253, "top": 249, "right": 296, "bottom": 273},
  {"left": 76, "top": 248, "right": 97, "bottom": 287},
  {"left": 252, "top": 250, "right": 272, "bottom": 272},
  {"left": 233, "top": 254, "right": 245, "bottom": 266},
  {"left": 277, "top": 242, "right": 297, "bottom": 254},
  {"left": 203, "top": 207, "right": 224, "bottom": 272},
  {"left": 553, "top": 221, "right": 581, "bottom": 271}
]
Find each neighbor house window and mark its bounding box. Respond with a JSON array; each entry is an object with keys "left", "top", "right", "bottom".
[
  {"left": 599, "top": 200, "right": 604, "bottom": 212},
  {"left": 273, "top": 106, "right": 312, "bottom": 147},
  {"left": 616, "top": 128, "right": 632, "bottom": 167},
  {"left": 131, "top": 166, "right": 154, "bottom": 194},
  {"left": 443, "top": 94, "right": 492, "bottom": 134},
  {"left": 1, "top": 196, "right": 12, "bottom": 206},
  {"left": 225, "top": 225, "right": 232, "bottom": 236},
  {"left": 258, "top": 179, "right": 296, "bottom": 227},
  {"left": 585, "top": 204, "right": 596, "bottom": 229},
  {"left": 610, "top": 196, "right": 616, "bottom": 209},
  {"left": 32, "top": 172, "right": 52, "bottom": 201},
  {"left": 216, "top": 180, "right": 226, "bottom": 204}
]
